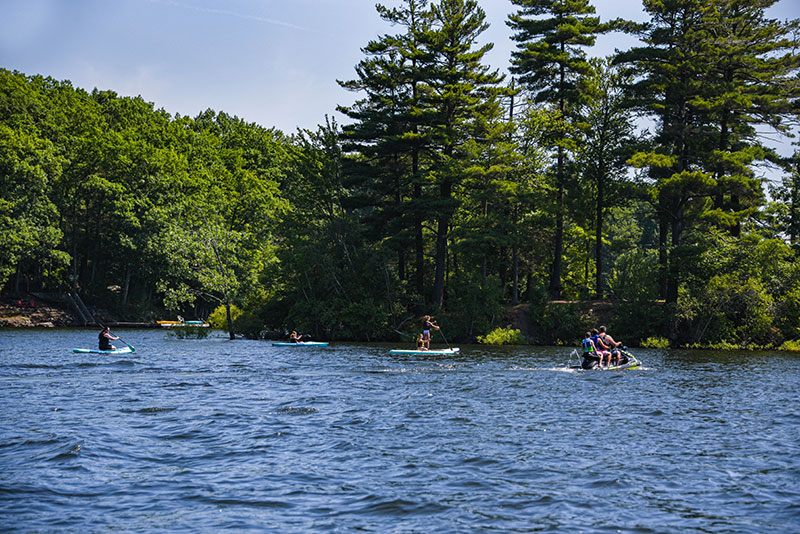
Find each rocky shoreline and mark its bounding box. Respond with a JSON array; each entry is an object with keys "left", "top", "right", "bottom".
[{"left": 0, "top": 299, "right": 78, "bottom": 328}]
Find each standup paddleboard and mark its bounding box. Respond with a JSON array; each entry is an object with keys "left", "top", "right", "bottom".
[
  {"left": 389, "top": 347, "right": 460, "bottom": 355},
  {"left": 73, "top": 345, "right": 135, "bottom": 354},
  {"left": 272, "top": 341, "right": 329, "bottom": 347}
]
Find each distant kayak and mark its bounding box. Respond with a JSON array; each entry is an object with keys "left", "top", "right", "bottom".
[
  {"left": 272, "top": 341, "right": 329, "bottom": 347},
  {"left": 73, "top": 345, "right": 135, "bottom": 354},
  {"left": 389, "top": 347, "right": 460, "bottom": 355}
]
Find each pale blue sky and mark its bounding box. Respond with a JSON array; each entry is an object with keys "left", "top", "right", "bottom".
[{"left": 1, "top": 0, "right": 798, "bottom": 148}]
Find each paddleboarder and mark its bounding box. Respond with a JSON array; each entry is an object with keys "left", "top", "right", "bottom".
[
  {"left": 421, "top": 315, "right": 439, "bottom": 350},
  {"left": 99, "top": 326, "right": 119, "bottom": 350}
]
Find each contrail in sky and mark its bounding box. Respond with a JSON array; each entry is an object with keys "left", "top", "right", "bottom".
[{"left": 146, "top": 0, "right": 310, "bottom": 32}]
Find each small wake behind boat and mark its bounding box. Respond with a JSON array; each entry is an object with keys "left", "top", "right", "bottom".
[
  {"left": 389, "top": 347, "right": 460, "bottom": 355},
  {"left": 568, "top": 348, "right": 640, "bottom": 371},
  {"left": 73, "top": 345, "right": 135, "bottom": 354},
  {"left": 272, "top": 341, "right": 329, "bottom": 347}
]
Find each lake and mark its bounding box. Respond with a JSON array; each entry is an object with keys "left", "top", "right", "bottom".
[{"left": 1, "top": 329, "right": 798, "bottom": 533}]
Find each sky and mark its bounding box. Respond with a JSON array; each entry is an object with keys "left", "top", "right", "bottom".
[{"left": 1, "top": 0, "right": 799, "bottom": 164}]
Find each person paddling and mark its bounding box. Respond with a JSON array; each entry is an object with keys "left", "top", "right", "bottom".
[
  {"left": 421, "top": 315, "right": 439, "bottom": 350},
  {"left": 99, "top": 326, "right": 119, "bottom": 350}
]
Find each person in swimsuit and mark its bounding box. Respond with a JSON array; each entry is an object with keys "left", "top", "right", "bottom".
[
  {"left": 598, "top": 326, "right": 622, "bottom": 366},
  {"left": 99, "top": 326, "right": 119, "bottom": 350},
  {"left": 416, "top": 333, "right": 428, "bottom": 350},
  {"left": 590, "top": 328, "right": 611, "bottom": 367},
  {"left": 421, "top": 315, "right": 439, "bottom": 350},
  {"left": 289, "top": 331, "right": 301, "bottom": 343}
]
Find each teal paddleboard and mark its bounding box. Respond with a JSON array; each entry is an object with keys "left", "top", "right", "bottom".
[
  {"left": 389, "top": 347, "right": 459, "bottom": 355},
  {"left": 272, "top": 341, "right": 329, "bottom": 347},
  {"left": 73, "top": 345, "right": 135, "bottom": 354}
]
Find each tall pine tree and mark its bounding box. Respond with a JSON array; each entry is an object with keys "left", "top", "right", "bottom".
[{"left": 508, "top": 0, "right": 605, "bottom": 299}]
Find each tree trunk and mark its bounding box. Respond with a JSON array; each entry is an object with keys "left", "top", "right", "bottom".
[
  {"left": 432, "top": 181, "right": 451, "bottom": 310},
  {"left": 594, "top": 172, "right": 604, "bottom": 299},
  {"left": 122, "top": 266, "right": 131, "bottom": 306},
  {"left": 658, "top": 209, "right": 669, "bottom": 300},
  {"left": 225, "top": 300, "right": 235, "bottom": 340},
  {"left": 792, "top": 157, "right": 800, "bottom": 250},
  {"left": 549, "top": 146, "right": 565, "bottom": 299}
]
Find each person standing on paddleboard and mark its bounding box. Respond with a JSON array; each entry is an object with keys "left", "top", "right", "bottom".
[
  {"left": 421, "top": 315, "right": 439, "bottom": 350},
  {"left": 99, "top": 326, "right": 119, "bottom": 350}
]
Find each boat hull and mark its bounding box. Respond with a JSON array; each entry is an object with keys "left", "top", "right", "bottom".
[{"left": 569, "top": 349, "right": 640, "bottom": 371}]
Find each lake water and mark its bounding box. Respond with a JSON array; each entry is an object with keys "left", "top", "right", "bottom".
[{"left": 1, "top": 328, "right": 798, "bottom": 533}]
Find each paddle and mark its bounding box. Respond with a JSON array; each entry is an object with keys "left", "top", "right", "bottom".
[{"left": 437, "top": 326, "right": 452, "bottom": 351}]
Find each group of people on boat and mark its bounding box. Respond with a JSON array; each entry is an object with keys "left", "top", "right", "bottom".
[
  {"left": 581, "top": 326, "right": 624, "bottom": 369},
  {"left": 414, "top": 315, "right": 439, "bottom": 351}
]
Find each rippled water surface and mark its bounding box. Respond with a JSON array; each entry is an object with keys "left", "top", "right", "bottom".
[{"left": 1, "top": 329, "right": 798, "bottom": 533}]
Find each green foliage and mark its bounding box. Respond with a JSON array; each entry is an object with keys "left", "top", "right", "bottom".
[
  {"left": 435, "top": 272, "right": 503, "bottom": 341},
  {"left": 529, "top": 302, "right": 592, "bottom": 346},
  {"left": 678, "top": 273, "right": 774, "bottom": 347},
  {"left": 608, "top": 300, "right": 670, "bottom": 346},
  {"left": 778, "top": 340, "right": 800, "bottom": 352},
  {"left": 478, "top": 326, "right": 526, "bottom": 345},
  {"left": 607, "top": 250, "right": 659, "bottom": 301},
  {"left": 641, "top": 336, "right": 670, "bottom": 349},
  {"left": 2, "top": 0, "right": 800, "bottom": 350},
  {"left": 168, "top": 326, "right": 210, "bottom": 339},
  {"left": 208, "top": 304, "right": 242, "bottom": 330}
]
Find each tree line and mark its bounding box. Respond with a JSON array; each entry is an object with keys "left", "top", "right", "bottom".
[{"left": 2, "top": 0, "right": 800, "bottom": 347}]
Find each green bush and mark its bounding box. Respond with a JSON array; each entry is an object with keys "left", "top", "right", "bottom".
[
  {"left": 208, "top": 304, "right": 242, "bottom": 330},
  {"left": 778, "top": 339, "right": 800, "bottom": 352},
  {"left": 640, "top": 336, "right": 670, "bottom": 349},
  {"left": 478, "top": 326, "right": 527, "bottom": 345}
]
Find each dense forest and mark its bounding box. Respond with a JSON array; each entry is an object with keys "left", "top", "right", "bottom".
[{"left": 2, "top": 0, "right": 800, "bottom": 348}]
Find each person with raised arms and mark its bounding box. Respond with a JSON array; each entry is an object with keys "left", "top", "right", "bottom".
[{"left": 421, "top": 315, "right": 439, "bottom": 350}]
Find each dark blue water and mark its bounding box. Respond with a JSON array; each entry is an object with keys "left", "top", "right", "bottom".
[{"left": 1, "top": 329, "right": 798, "bottom": 533}]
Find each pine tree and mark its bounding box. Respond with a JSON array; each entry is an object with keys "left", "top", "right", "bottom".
[
  {"left": 693, "top": 0, "right": 800, "bottom": 237},
  {"left": 423, "top": 0, "right": 507, "bottom": 310},
  {"left": 338, "top": 0, "right": 433, "bottom": 301},
  {"left": 507, "top": 0, "right": 605, "bottom": 299}
]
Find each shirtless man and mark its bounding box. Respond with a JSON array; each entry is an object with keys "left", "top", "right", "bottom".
[{"left": 598, "top": 325, "right": 622, "bottom": 366}]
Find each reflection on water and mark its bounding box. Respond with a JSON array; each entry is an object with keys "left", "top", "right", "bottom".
[{"left": 1, "top": 329, "right": 798, "bottom": 533}]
